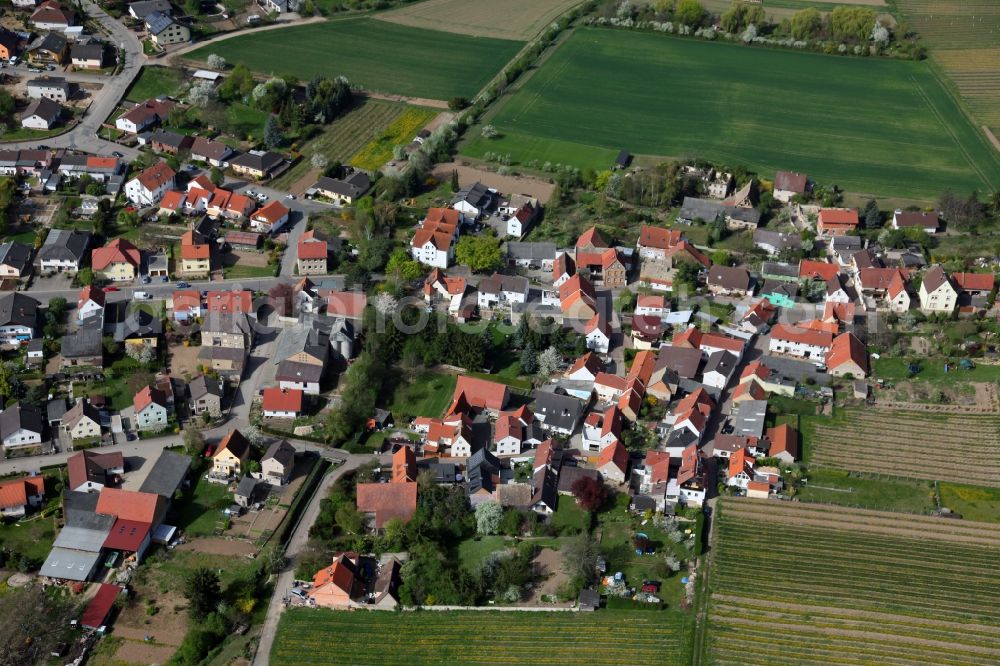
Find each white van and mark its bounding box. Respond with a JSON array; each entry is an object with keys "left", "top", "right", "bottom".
[{"left": 134, "top": 291, "right": 152, "bottom": 300}]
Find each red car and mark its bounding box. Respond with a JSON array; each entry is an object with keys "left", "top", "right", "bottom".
[{"left": 104, "top": 286, "right": 119, "bottom": 292}]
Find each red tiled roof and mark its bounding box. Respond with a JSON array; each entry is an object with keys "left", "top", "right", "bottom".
[
  {"left": 644, "top": 450, "right": 671, "bottom": 484},
  {"left": 135, "top": 162, "right": 175, "bottom": 191},
  {"left": 298, "top": 238, "right": 328, "bottom": 260},
  {"left": 262, "top": 387, "right": 303, "bottom": 413},
  {"left": 637, "top": 225, "right": 682, "bottom": 250},
  {"left": 180, "top": 241, "right": 210, "bottom": 260},
  {"left": 594, "top": 372, "right": 627, "bottom": 392},
  {"left": 159, "top": 190, "right": 185, "bottom": 211},
  {"left": 92, "top": 238, "right": 141, "bottom": 271},
  {"left": 311, "top": 555, "right": 356, "bottom": 595},
  {"left": 253, "top": 200, "right": 290, "bottom": 224},
  {"left": 568, "top": 351, "right": 604, "bottom": 377},
  {"left": 326, "top": 291, "right": 367, "bottom": 318},
  {"left": 823, "top": 301, "right": 856, "bottom": 324},
  {"left": 677, "top": 444, "right": 698, "bottom": 485},
  {"left": 0, "top": 476, "right": 44, "bottom": 510},
  {"left": 576, "top": 226, "right": 608, "bottom": 249},
  {"left": 81, "top": 584, "right": 121, "bottom": 630},
  {"left": 453, "top": 375, "right": 508, "bottom": 412},
  {"left": 798, "top": 260, "right": 840, "bottom": 281},
  {"left": 356, "top": 482, "right": 417, "bottom": 528},
  {"left": 826, "top": 332, "right": 868, "bottom": 375},
  {"left": 893, "top": 210, "right": 938, "bottom": 229},
  {"left": 770, "top": 324, "right": 833, "bottom": 348},
  {"left": 133, "top": 385, "right": 167, "bottom": 413},
  {"left": 818, "top": 208, "right": 859, "bottom": 227},
  {"left": 597, "top": 440, "right": 627, "bottom": 473},
  {"left": 534, "top": 439, "right": 555, "bottom": 469},
  {"left": 216, "top": 429, "right": 250, "bottom": 459},
  {"left": 103, "top": 518, "right": 150, "bottom": 552},
  {"left": 392, "top": 446, "right": 416, "bottom": 483},
  {"left": 700, "top": 332, "right": 745, "bottom": 355},
  {"left": 171, "top": 289, "right": 201, "bottom": 313},
  {"left": 774, "top": 171, "right": 807, "bottom": 194},
  {"left": 553, "top": 252, "right": 575, "bottom": 279},
  {"left": 637, "top": 294, "right": 665, "bottom": 309},
  {"left": 67, "top": 450, "right": 122, "bottom": 490},
  {"left": 953, "top": 272, "right": 994, "bottom": 292},
  {"left": 627, "top": 350, "right": 657, "bottom": 386},
  {"left": 559, "top": 274, "right": 596, "bottom": 311},
  {"left": 425, "top": 208, "right": 461, "bottom": 226},
  {"left": 95, "top": 488, "right": 162, "bottom": 524},
  {"left": 206, "top": 290, "right": 253, "bottom": 313},
  {"left": 766, "top": 424, "right": 798, "bottom": 460}
]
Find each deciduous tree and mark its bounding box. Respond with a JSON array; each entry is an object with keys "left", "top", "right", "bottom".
[{"left": 184, "top": 567, "right": 221, "bottom": 620}]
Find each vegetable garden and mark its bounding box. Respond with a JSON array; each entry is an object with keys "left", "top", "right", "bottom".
[
  {"left": 706, "top": 499, "right": 1000, "bottom": 665},
  {"left": 272, "top": 608, "right": 693, "bottom": 665},
  {"left": 807, "top": 409, "right": 1000, "bottom": 487}
]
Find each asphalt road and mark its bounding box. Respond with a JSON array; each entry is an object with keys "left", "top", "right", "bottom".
[{"left": 2, "top": 0, "right": 143, "bottom": 159}]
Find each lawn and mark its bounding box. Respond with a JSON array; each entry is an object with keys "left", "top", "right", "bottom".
[
  {"left": 171, "top": 467, "right": 234, "bottom": 537},
  {"left": 462, "top": 28, "right": 1000, "bottom": 201},
  {"left": 0, "top": 514, "right": 58, "bottom": 563},
  {"left": 798, "top": 468, "right": 936, "bottom": 514},
  {"left": 706, "top": 498, "right": 1000, "bottom": 664},
  {"left": 269, "top": 98, "right": 411, "bottom": 191},
  {"left": 223, "top": 262, "right": 276, "bottom": 279},
  {"left": 550, "top": 497, "right": 590, "bottom": 534},
  {"left": 457, "top": 535, "right": 511, "bottom": 572},
  {"left": 386, "top": 370, "right": 457, "bottom": 420},
  {"left": 273, "top": 608, "right": 694, "bottom": 665},
  {"left": 185, "top": 18, "right": 523, "bottom": 100},
  {"left": 223, "top": 103, "right": 269, "bottom": 141},
  {"left": 125, "top": 66, "right": 185, "bottom": 102},
  {"left": 939, "top": 482, "right": 1000, "bottom": 523}
]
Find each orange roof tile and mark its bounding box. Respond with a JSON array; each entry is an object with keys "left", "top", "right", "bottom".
[
  {"left": 825, "top": 332, "right": 868, "bottom": 375},
  {"left": 253, "top": 200, "right": 290, "bottom": 224},
  {"left": 766, "top": 424, "right": 798, "bottom": 460},
  {"left": 770, "top": 323, "right": 833, "bottom": 348},
  {"left": 356, "top": 482, "right": 417, "bottom": 528},
  {"left": 798, "top": 260, "right": 840, "bottom": 281},
  {"left": 637, "top": 225, "right": 682, "bottom": 250},
  {"left": 576, "top": 226, "right": 608, "bottom": 249},
  {"left": 262, "top": 387, "right": 303, "bottom": 413},
  {"left": 95, "top": 488, "right": 162, "bottom": 524},
  {"left": 206, "top": 290, "right": 253, "bottom": 313},
  {"left": 597, "top": 440, "right": 628, "bottom": 473},
  {"left": 92, "top": 238, "right": 141, "bottom": 271}
]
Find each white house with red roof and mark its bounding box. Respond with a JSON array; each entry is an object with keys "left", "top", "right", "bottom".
[
  {"left": 768, "top": 324, "right": 833, "bottom": 362},
  {"left": 584, "top": 313, "right": 611, "bottom": 353},
  {"left": 250, "top": 200, "right": 291, "bottom": 234},
  {"left": 77, "top": 285, "right": 104, "bottom": 322},
  {"left": 262, "top": 387, "right": 303, "bottom": 419},
  {"left": 411, "top": 208, "right": 459, "bottom": 269},
  {"left": 635, "top": 294, "right": 666, "bottom": 317},
  {"left": 124, "top": 161, "right": 175, "bottom": 206},
  {"left": 826, "top": 332, "right": 869, "bottom": 378},
  {"left": 567, "top": 352, "right": 604, "bottom": 382},
  {"left": 134, "top": 386, "right": 169, "bottom": 431}
]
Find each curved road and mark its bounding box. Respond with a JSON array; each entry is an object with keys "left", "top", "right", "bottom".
[{"left": 2, "top": 0, "right": 144, "bottom": 159}]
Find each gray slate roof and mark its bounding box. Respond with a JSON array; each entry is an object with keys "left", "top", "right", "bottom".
[
  {"left": 262, "top": 439, "right": 295, "bottom": 468},
  {"left": 0, "top": 242, "right": 32, "bottom": 273},
  {"left": 0, "top": 403, "right": 44, "bottom": 438},
  {"left": 679, "top": 197, "right": 760, "bottom": 226},
  {"left": 138, "top": 449, "right": 192, "bottom": 498},
  {"left": 61, "top": 322, "right": 102, "bottom": 358},
  {"left": 504, "top": 241, "right": 556, "bottom": 261},
  {"left": 38, "top": 228, "right": 91, "bottom": 264},
  {"left": 532, "top": 388, "right": 584, "bottom": 433}
]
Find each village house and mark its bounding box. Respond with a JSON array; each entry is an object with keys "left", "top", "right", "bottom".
[
  {"left": 63, "top": 399, "right": 101, "bottom": 441},
  {"left": 125, "top": 161, "right": 176, "bottom": 206},
  {"left": 452, "top": 182, "right": 496, "bottom": 221},
  {"left": 410, "top": 208, "right": 460, "bottom": 269},
  {"left": 229, "top": 150, "right": 283, "bottom": 180},
  {"left": 202, "top": 312, "right": 254, "bottom": 349},
  {"left": 188, "top": 374, "right": 222, "bottom": 417},
  {"left": 27, "top": 76, "right": 73, "bottom": 103},
  {"left": 145, "top": 11, "right": 190, "bottom": 47},
  {"left": 826, "top": 331, "right": 869, "bottom": 378},
  {"left": 754, "top": 229, "right": 802, "bottom": 256},
  {"left": 584, "top": 313, "right": 612, "bottom": 353},
  {"left": 27, "top": 32, "right": 68, "bottom": 66},
  {"left": 260, "top": 440, "right": 296, "bottom": 486},
  {"left": 115, "top": 98, "right": 174, "bottom": 134},
  {"left": 276, "top": 360, "right": 323, "bottom": 395},
  {"left": 296, "top": 231, "right": 329, "bottom": 275},
  {"left": 0, "top": 241, "right": 32, "bottom": 278},
  {"left": 559, "top": 274, "right": 598, "bottom": 321},
  {"left": 311, "top": 171, "right": 371, "bottom": 205},
  {"left": 134, "top": 386, "right": 170, "bottom": 431},
  {"left": 707, "top": 265, "right": 753, "bottom": 297},
  {"left": 768, "top": 324, "right": 833, "bottom": 362},
  {"left": 495, "top": 194, "right": 539, "bottom": 237},
  {"left": 678, "top": 196, "right": 761, "bottom": 230},
  {"left": 0, "top": 476, "right": 45, "bottom": 519},
  {"left": 262, "top": 387, "right": 303, "bottom": 419},
  {"left": 597, "top": 440, "right": 629, "bottom": 484},
  {"left": 582, "top": 405, "right": 623, "bottom": 453},
  {"left": 892, "top": 209, "right": 939, "bottom": 233},
  {"left": 0, "top": 293, "right": 40, "bottom": 345},
  {"left": 817, "top": 208, "right": 859, "bottom": 236},
  {"left": 250, "top": 200, "right": 291, "bottom": 234},
  {"left": 91, "top": 238, "right": 141, "bottom": 282},
  {"left": 0, "top": 403, "right": 43, "bottom": 452},
  {"left": 31, "top": 1, "right": 75, "bottom": 30},
  {"left": 148, "top": 129, "right": 193, "bottom": 155},
  {"left": 70, "top": 43, "right": 104, "bottom": 69},
  {"left": 20, "top": 98, "right": 62, "bottom": 130},
  {"left": 212, "top": 430, "right": 250, "bottom": 479},
  {"left": 476, "top": 272, "right": 528, "bottom": 313},
  {"left": 178, "top": 230, "right": 211, "bottom": 276},
  {"left": 773, "top": 171, "right": 809, "bottom": 202},
  {"left": 919, "top": 265, "right": 959, "bottom": 314},
  {"left": 190, "top": 136, "right": 236, "bottom": 167}
]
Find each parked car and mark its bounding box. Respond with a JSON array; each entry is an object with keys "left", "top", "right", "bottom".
[
  {"left": 285, "top": 194, "right": 295, "bottom": 200},
  {"left": 104, "top": 286, "right": 119, "bottom": 292},
  {"left": 125, "top": 433, "right": 137, "bottom": 441},
  {"left": 141, "top": 275, "right": 151, "bottom": 284},
  {"left": 176, "top": 281, "right": 191, "bottom": 288},
  {"left": 134, "top": 291, "right": 151, "bottom": 300},
  {"left": 112, "top": 151, "right": 123, "bottom": 158}
]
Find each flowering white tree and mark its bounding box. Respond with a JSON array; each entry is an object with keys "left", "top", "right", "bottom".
[
  {"left": 374, "top": 292, "right": 398, "bottom": 316},
  {"left": 188, "top": 82, "right": 218, "bottom": 106},
  {"left": 310, "top": 153, "right": 328, "bottom": 170},
  {"left": 537, "top": 346, "right": 561, "bottom": 377},
  {"left": 125, "top": 342, "right": 155, "bottom": 365},
  {"left": 206, "top": 54, "right": 227, "bottom": 70},
  {"left": 870, "top": 22, "right": 889, "bottom": 45},
  {"left": 481, "top": 124, "right": 498, "bottom": 139}
]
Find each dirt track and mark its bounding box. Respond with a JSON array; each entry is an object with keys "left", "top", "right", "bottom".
[{"left": 433, "top": 162, "right": 556, "bottom": 203}]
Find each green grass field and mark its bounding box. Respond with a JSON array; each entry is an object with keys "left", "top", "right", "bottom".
[
  {"left": 706, "top": 499, "right": 1000, "bottom": 664},
  {"left": 272, "top": 608, "right": 693, "bottom": 665},
  {"left": 186, "top": 18, "right": 522, "bottom": 100},
  {"left": 125, "top": 66, "right": 185, "bottom": 102},
  {"left": 387, "top": 371, "right": 457, "bottom": 420},
  {"left": 939, "top": 483, "right": 1000, "bottom": 523},
  {"left": 462, "top": 28, "right": 1000, "bottom": 200},
  {"left": 798, "top": 468, "right": 936, "bottom": 514},
  {"left": 873, "top": 357, "right": 1000, "bottom": 383}
]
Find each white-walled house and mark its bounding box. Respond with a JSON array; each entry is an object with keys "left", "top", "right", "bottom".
[
  {"left": 584, "top": 313, "right": 611, "bottom": 354},
  {"left": 768, "top": 324, "right": 832, "bottom": 362},
  {"left": 919, "top": 266, "right": 958, "bottom": 315},
  {"left": 124, "top": 162, "right": 175, "bottom": 206}
]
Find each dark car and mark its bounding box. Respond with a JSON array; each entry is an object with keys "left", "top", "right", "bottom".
[
  {"left": 112, "top": 151, "right": 124, "bottom": 158},
  {"left": 176, "top": 281, "right": 191, "bottom": 289},
  {"left": 125, "top": 433, "right": 137, "bottom": 441}
]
